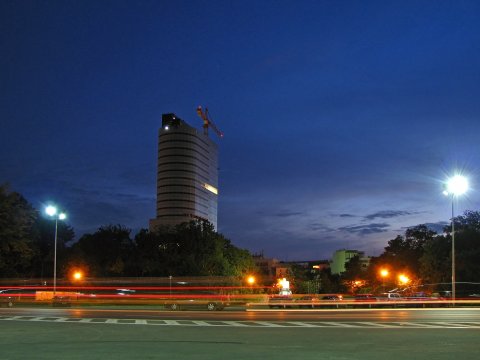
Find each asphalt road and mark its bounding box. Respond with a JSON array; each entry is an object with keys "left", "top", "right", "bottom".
[
  {"left": 1, "top": 306, "right": 479, "bottom": 360},
  {"left": 2, "top": 305, "right": 480, "bottom": 323}
]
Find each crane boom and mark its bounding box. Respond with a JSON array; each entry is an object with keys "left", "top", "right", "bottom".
[{"left": 196, "top": 106, "right": 224, "bottom": 138}]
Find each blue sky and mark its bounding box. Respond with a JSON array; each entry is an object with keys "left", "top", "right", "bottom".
[{"left": 1, "top": 0, "right": 479, "bottom": 260}]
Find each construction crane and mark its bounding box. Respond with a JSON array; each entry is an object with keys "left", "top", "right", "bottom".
[{"left": 196, "top": 106, "right": 224, "bottom": 138}]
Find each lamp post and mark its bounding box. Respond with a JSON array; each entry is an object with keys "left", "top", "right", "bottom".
[
  {"left": 443, "top": 175, "right": 469, "bottom": 302},
  {"left": 45, "top": 205, "right": 67, "bottom": 296},
  {"left": 379, "top": 269, "right": 389, "bottom": 293}
]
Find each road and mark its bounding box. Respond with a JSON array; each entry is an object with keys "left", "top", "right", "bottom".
[
  {"left": 1, "top": 306, "right": 480, "bottom": 359},
  {"left": 2, "top": 305, "right": 480, "bottom": 323}
]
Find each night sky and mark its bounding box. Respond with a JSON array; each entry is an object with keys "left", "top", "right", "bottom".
[{"left": 1, "top": 0, "right": 479, "bottom": 261}]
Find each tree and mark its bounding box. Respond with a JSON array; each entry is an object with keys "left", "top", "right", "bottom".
[
  {"left": 449, "top": 211, "right": 480, "bottom": 284},
  {"left": 0, "top": 184, "right": 38, "bottom": 277},
  {"left": 145, "top": 220, "right": 256, "bottom": 278},
  {"left": 68, "top": 225, "right": 133, "bottom": 277},
  {"left": 318, "top": 268, "right": 343, "bottom": 294},
  {"left": 417, "top": 210, "right": 480, "bottom": 295},
  {"left": 419, "top": 234, "right": 450, "bottom": 284},
  {"left": 376, "top": 225, "right": 435, "bottom": 277},
  {"left": 30, "top": 215, "right": 75, "bottom": 278},
  {"left": 132, "top": 228, "right": 176, "bottom": 276}
]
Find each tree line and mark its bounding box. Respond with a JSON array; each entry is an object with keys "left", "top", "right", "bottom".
[
  {"left": 0, "top": 185, "right": 255, "bottom": 279},
  {"left": 2, "top": 184, "right": 480, "bottom": 295},
  {"left": 294, "top": 212, "right": 480, "bottom": 295}
]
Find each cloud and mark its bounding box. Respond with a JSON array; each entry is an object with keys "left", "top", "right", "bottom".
[
  {"left": 364, "top": 210, "right": 417, "bottom": 220},
  {"left": 338, "top": 213, "right": 356, "bottom": 218},
  {"left": 339, "top": 223, "right": 390, "bottom": 236},
  {"left": 425, "top": 222, "right": 449, "bottom": 233},
  {"left": 309, "top": 223, "right": 334, "bottom": 232},
  {"left": 274, "top": 211, "right": 304, "bottom": 217}
]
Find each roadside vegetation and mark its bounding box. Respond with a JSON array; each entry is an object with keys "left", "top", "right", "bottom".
[
  {"left": 0, "top": 184, "right": 255, "bottom": 280},
  {"left": 2, "top": 183, "right": 480, "bottom": 297}
]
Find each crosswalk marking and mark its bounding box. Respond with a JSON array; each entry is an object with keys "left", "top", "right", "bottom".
[
  {"left": 193, "top": 321, "right": 210, "bottom": 326},
  {"left": 434, "top": 321, "right": 477, "bottom": 328},
  {"left": 163, "top": 320, "right": 180, "bottom": 326},
  {"left": 253, "top": 321, "right": 285, "bottom": 327},
  {"left": 324, "top": 322, "right": 362, "bottom": 327},
  {"left": 356, "top": 322, "right": 393, "bottom": 328},
  {"left": 226, "top": 321, "right": 249, "bottom": 327},
  {"left": 2, "top": 316, "right": 480, "bottom": 329},
  {"left": 287, "top": 321, "right": 318, "bottom": 327},
  {"left": 53, "top": 317, "right": 69, "bottom": 322}
]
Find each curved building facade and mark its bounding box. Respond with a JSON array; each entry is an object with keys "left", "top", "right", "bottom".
[{"left": 149, "top": 113, "right": 218, "bottom": 230}]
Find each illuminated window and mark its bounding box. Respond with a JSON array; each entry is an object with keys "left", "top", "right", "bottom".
[{"left": 204, "top": 183, "right": 218, "bottom": 195}]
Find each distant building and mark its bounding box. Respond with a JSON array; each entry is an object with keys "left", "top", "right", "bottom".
[
  {"left": 330, "top": 249, "right": 371, "bottom": 275},
  {"left": 149, "top": 113, "right": 219, "bottom": 230},
  {"left": 252, "top": 253, "right": 281, "bottom": 278},
  {"left": 311, "top": 260, "right": 330, "bottom": 273}
]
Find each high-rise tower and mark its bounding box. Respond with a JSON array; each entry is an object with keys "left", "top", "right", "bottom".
[{"left": 149, "top": 113, "right": 219, "bottom": 230}]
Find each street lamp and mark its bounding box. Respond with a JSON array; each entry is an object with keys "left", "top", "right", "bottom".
[
  {"left": 45, "top": 205, "right": 67, "bottom": 296},
  {"left": 443, "top": 175, "right": 469, "bottom": 302},
  {"left": 398, "top": 274, "right": 410, "bottom": 286},
  {"left": 72, "top": 270, "right": 83, "bottom": 281},
  {"left": 379, "top": 269, "right": 389, "bottom": 292}
]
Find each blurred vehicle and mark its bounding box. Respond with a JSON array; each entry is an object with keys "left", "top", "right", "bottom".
[
  {"left": 353, "top": 294, "right": 379, "bottom": 308},
  {"left": 0, "top": 289, "right": 16, "bottom": 307},
  {"left": 297, "top": 295, "right": 319, "bottom": 308},
  {"left": 354, "top": 294, "right": 377, "bottom": 302},
  {"left": 404, "top": 292, "right": 449, "bottom": 308},
  {"left": 0, "top": 288, "right": 36, "bottom": 307},
  {"left": 268, "top": 295, "right": 294, "bottom": 309},
  {"left": 377, "top": 292, "right": 403, "bottom": 300},
  {"left": 165, "top": 291, "right": 227, "bottom": 311},
  {"left": 406, "top": 292, "right": 433, "bottom": 301},
  {"left": 321, "top": 295, "right": 343, "bottom": 301},
  {"left": 116, "top": 289, "right": 136, "bottom": 296},
  {"left": 320, "top": 295, "right": 343, "bottom": 308},
  {"left": 52, "top": 295, "right": 73, "bottom": 307}
]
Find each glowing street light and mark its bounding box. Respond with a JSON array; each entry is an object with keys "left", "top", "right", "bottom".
[
  {"left": 398, "top": 274, "right": 410, "bottom": 285},
  {"left": 72, "top": 271, "right": 83, "bottom": 281},
  {"left": 379, "top": 269, "right": 389, "bottom": 292},
  {"left": 45, "top": 205, "right": 67, "bottom": 296},
  {"left": 444, "top": 174, "right": 469, "bottom": 302},
  {"left": 247, "top": 276, "right": 256, "bottom": 285},
  {"left": 444, "top": 175, "right": 469, "bottom": 197}
]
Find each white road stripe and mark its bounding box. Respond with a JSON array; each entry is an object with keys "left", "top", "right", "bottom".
[
  {"left": 395, "top": 322, "right": 440, "bottom": 328},
  {"left": 226, "top": 321, "right": 249, "bottom": 327},
  {"left": 192, "top": 321, "right": 211, "bottom": 326},
  {"left": 287, "top": 322, "right": 318, "bottom": 327},
  {"left": 434, "top": 322, "right": 480, "bottom": 328},
  {"left": 2, "top": 317, "right": 480, "bottom": 329},
  {"left": 253, "top": 321, "right": 285, "bottom": 327},
  {"left": 355, "top": 322, "right": 394, "bottom": 328},
  {"left": 27, "top": 317, "right": 49, "bottom": 321},
  {"left": 325, "top": 322, "right": 361, "bottom": 328},
  {"left": 164, "top": 320, "right": 181, "bottom": 326}
]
